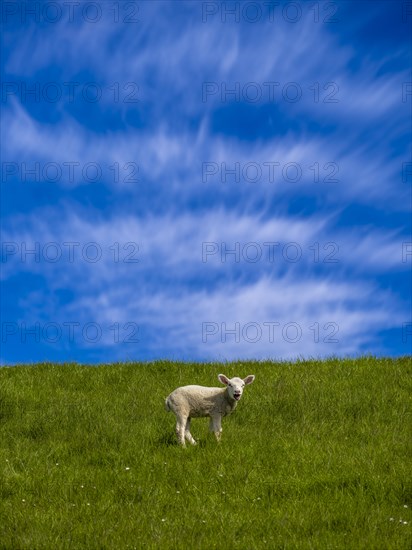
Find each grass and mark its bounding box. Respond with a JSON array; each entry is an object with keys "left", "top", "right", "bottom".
[{"left": 0, "top": 357, "right": 411, "bottom": 549}]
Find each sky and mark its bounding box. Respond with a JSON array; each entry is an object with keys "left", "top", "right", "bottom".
[{"left": 0, "top": 0, "right": 411, "bottom": 364}]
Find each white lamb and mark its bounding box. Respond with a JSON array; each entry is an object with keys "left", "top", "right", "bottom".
[{"left": 165, "top": 374, "right": 255, "bottom": 446}]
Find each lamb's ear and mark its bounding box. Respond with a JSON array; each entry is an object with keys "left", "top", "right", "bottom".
[
  {"left": 244, "top": 375, "right": 255, "bottom": 385},
  {"left": 218, "top": 374, "right": 230, "bottom": 385}
]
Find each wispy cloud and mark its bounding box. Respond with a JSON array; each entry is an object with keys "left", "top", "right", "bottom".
[
  {"left": 1, "top": 1, "right": 410, "bottom": 363},
  {"left": 1, "top": 205, "right": 408, "bottom": 360}
]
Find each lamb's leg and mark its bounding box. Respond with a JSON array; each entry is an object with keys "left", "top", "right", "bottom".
[
  {"left": 184, "top": 418, "right": 197, "bottom": 445},
  {"left": 209, "top": 415, "right": 222, "bottom": 442},
  {"left": 175, "top": 415, "right": 187, "bottom": 446}
]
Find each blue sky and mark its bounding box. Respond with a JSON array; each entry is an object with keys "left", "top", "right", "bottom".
[{"left": 1, "top": 0, "right": 411, "bottom": 364}]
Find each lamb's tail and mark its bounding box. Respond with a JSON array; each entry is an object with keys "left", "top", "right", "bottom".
[{"left": 164, "top": 396, "right": 171, "bottom": 412}]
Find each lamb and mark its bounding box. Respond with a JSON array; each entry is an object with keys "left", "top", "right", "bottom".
[{"left": 165, "top": 374, "right": 255, "bottom": 446}]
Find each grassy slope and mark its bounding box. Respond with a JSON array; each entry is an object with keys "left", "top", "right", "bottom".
[{"left": 0, "top": 357, "right": 411, "bottom": 549}]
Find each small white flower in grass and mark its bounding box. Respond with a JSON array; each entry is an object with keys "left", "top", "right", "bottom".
[
  {"left": 390, "top": 518, "right": 394, "bottom": 521},
  {"left": 176, "top": 490, "right": 180, "bottom": 494},
  {"left": 87, "top": 503, "right": 90, "bottom": 506},
  {"left": 56, "top": 463, "right": 59, "bottom": 466},
  {"left": 22, "top": 499, "right": 25, "bottom": 503},
  {"left": 404, "top": 505, "right": 408, "bottom": 508},
  {"left": 161, "top": 518, "right": 166, "bottom": 522},
  {"left": 81, "top": 485, "right": 84, "bottom": 488},
  {"left": 403, "top": 521, "right": 408, "bottom": 525},
  {"left": 125, "top": 467, "right": 130, "bottom": 471}
]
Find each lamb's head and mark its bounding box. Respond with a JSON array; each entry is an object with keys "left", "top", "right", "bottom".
[{"left": 218, "top": 374, "right": 255, "bottom": 401}]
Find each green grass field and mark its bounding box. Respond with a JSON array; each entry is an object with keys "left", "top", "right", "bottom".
[{"left": 0, "top": 357, "right": 411, "bottom": 549}]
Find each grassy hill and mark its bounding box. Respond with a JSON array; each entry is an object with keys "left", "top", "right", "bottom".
[{"left": 0, "top": 357, "right": 411, "bottom": 549}]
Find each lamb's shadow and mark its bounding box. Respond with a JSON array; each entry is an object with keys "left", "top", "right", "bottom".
[
  {"left": 157, "top": 432, "right": 210, "bottom": 448},
  {"left": 158, "top": 432, "right": 177, "bottom": 447}
]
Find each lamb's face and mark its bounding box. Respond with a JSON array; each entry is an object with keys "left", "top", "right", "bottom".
[
  {"left": 218, "top": 374, "right": 255, "bottom": 401},
  {"left": 227, "top": 377, "right": 245, "bottom": 401}
]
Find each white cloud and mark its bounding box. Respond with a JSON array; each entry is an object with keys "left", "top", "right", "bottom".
[
  {"left": 2, "top": 1, "right": 408, "bottom": 212},
  {"left": 55, "top": 272, "right": 402, "bottom": 360},
  {"left": 2, "top": 99, "right": 408, "bottom": 211},
  {"left": 2, "top": 2, "right": 409, "bottom": 362},
  {"left": 1, "top": 206, "right": 407, "bottom": 360}
]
